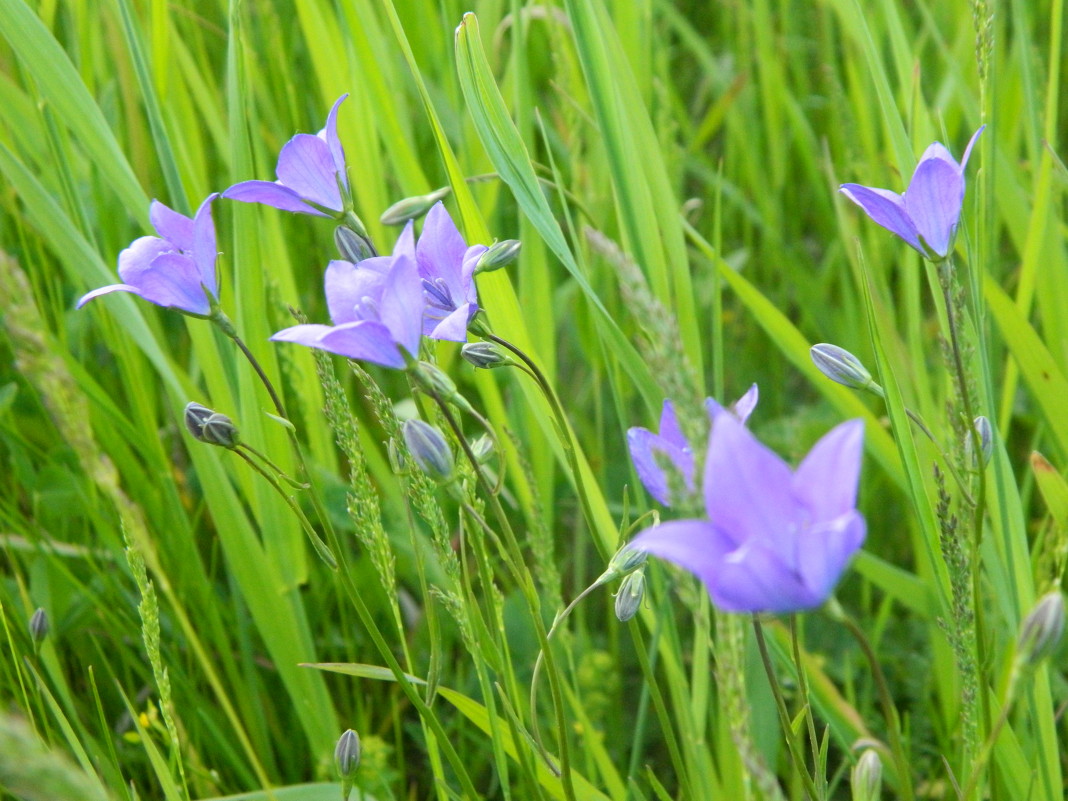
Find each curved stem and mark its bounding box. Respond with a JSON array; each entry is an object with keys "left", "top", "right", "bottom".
[{"left": 751, "top": 618, "right": 821, "bottom": 801}]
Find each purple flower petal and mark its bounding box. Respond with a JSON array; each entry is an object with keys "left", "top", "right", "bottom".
[
  {"left": 324, "top": 260, "right": 385, "bottom": 325},
  {"left": 379, "top": 254, "right": 426, "bottom": 358},
  {"left": 839, "top": 184, "right": 923, "bottom": 255},
  {"left": 222, "top": 180, "right": 330, "bottom": 217},
  {"left": 417, "top": 202, "right": 468, "bottom": 287},
  {"left": 903, "top": 157, "right": 963, "bottom": 258},
  {"left": 703, "top": 413, "right": 796, "bottom": 551},
  {"left": 77, "top": 283, "right": 144, "bottom": 308},
  {"left": 192, "top": 194, "right": 219, "bottom": 296},
  {"left": 149, "top": 201, "right": 194, "bottom": 250},
  {"left": 320, "top": 94, "right": 350, "bottom": 193},
  {"left": 630, "top": 519, "right": 728, "bottom": 573},
  {"left": 117, "top": 236, "right": 173, "bottom": 283},
  {"left": 959, "top": 125, "right": 985, "bottom": 171},
  {"left": 627, "top": 424, "right": 694, "bottom": 507},
  {"left": 658, "top": 399, "right": 686, "bottom": 447},
  {"left": 319, "top": 321, "right": 406, "bottom": 368},
  {"left": 128, "top": 253, "right": 212, "bottom": 314},
  {"left": 794, "top": 418, "right": 864, "bottom": 520},
  {"left": 712, "top": 540, "right": 823, "bottom": 612},
  {"left": 275, "top": 134, "right": 343, "bottom": 211},
  {"left": 427, "top": 304, "right": 476, "bottom": 343},
  {"left": 794, "top": 511, "right": 866, "bottom": 603},
  {"left": 270, "top": 323, "right": 335, "bottom": 347}
]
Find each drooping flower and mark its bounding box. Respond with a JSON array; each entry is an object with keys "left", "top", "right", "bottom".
[
  {"left": 271, "top": 249, "right": 425, "bottom": 370},
  {"left": 630, "top": 413, "right": 866, "bottom": 613},
  {"left": 222, "top": 95, "right": 350, "bottom": 218},
  {"left": 415, "top": 202, "right": 487, "bottom": 342},
  {"left": 78, "top": 194, "right": 219, "bottom": 315},
  {"left": 628, "top": 385, "right": 758, "bottom": 507},
  {"left": 839, "top": 126, "right": 984, "bottom": 261}
]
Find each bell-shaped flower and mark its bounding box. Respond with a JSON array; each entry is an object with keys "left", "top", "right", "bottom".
[
  {"left": 271, "top": 250, "right": 425, "bottom": 370},
  {"left": 839, "top": 126, "right": 984, "bottom": 261},
  {"left": 628, "top": 385, "right": 758, "bottom": 507},
  {"left": 415, "top": 202, "right": 487, "bottom": 342},
  {"left": 78, "top": 194, "right": 219, "bottom": 316},
  {"left": 222, "top": 95, "right": 350, "bottom": 218},
  {"left": 630, "top": 413, "right": 866, "bottom": 613}
]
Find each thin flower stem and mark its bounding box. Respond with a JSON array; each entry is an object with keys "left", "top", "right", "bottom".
[
  {"left": 751, "top": 618, "right": 822, "bottom": 801},
  {"left": 483, "top": 332, "right": 605, "bottom": 557},
  {"left": 232, "top": 449, "right": 337, "bottom": 570},
  {"left": 423, "top": 384, "right": 577, "bottom": 801},
  {"left": 831, "top": 605, "right": 915, "bottom": 801},
  {"left": 789, "top": 617, "right": 825, "bottom": 798}
]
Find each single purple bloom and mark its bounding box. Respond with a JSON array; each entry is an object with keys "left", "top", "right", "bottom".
[
  {"left": 270, "top": 249, "right": 425, "bottom": 370},
  {"left": 628, "top": 385, "right": 758, "bottom": 507},
  {"left": 416, "top": 202, "right": 487, "bottom": 342},
  {"left": 222, "top": 95, "right": 350, "bottom": 218},
  {"left": 630, "top": 414, "right": 866, "bottom": 614},
  {"left": 77, "top": 194, "right": 219, "bottom": 316},
  {"left": 840, "top": 126, "right": 984, "bottom": 261}
]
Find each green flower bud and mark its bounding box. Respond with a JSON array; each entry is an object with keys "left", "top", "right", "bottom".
[
  {"left": 379, "top": 187, "right": 452, "bottom": 226},
  {"left": 29, "top": 607, "right": 49, "bottom": 643},
  {"left": 1018, "top": 591, "right": 1065, "bottom": 667},
  {"left": 461, "top": 342, "right": 513, "bottom": 369},
  {"left": 335, "top": 225, "right": 377, "bottom": 263},
  {"left": 614, "top": 568, "right": 646, "bottom": 622},
  {"left": 335, "top": 728, "right": 361, "bottom": 801},
  {"left": 412, "top": 361, "right": 475, "bottom": 414},
  {"left": 184, "top": 402, "right": 239, "bottom": 449},
  {"left": 402, "top": 419, "right": 455, "bottom": 483},
  {"left": 387, "top": 437, "right": 410, "bottom": 475},
  {"left": 850, "top": 749, "right": 882, "bottom": 801},
  {"left": 470, "top": 434, "right": 494, "bottom": 464},
  {"left": 608, "top": 544, "right": 647, "bottom": 577},
  {"left": 475, "top": 239, "right": 522, "bottom": 274},
  {"left": 810, "top": 344, "right": 883, "bottom": 395}
]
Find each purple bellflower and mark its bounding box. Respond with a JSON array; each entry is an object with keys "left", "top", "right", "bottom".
[
  {"left": 271, "top": 247, "right": 425, "bottom": 369},
  {"left": 628, "top": 385, "right": 758, "bottom": 507},
  {"left": 78, "top": 195, "right": 219, "bottom": 316},
  {"left": 839, "top": 126, "right": 983, "bottom": 261},
  {"left": 416, "top": 202, "right": 487, "bottom": 342},
  {"left": 630, "top": 412, "right": 866, "bottom": 614},
  {"left": 223, "top": 95, "right": 350, "bottom": 218}
]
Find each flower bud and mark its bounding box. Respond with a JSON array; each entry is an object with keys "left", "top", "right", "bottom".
[
  {"left": 470, "top": 434, "right": 494, "bottom": 464},
  {"left": 850, "top": 749, "right": 882, "bottom": 801},
  {"left": 387, "top": 437, "right": 410, "bottom": 475},
  {"left": 412, "top": 361, "right": 475, "bottom": 414},
  {"left": 475, "top": 239, "right": 522, "bottom": 274},
  {"left": 1017, "top": 591, "right": 1065, "bottom": 667},
  {"left": 184, "top": 402, "right": 239, "bottom": 449},
  {"left": 967, "top": 415, "right": 993, "bottom": 468},
  {"left": 402, "top": 419, "right": 455, "bottom": 483},
  {"left": 614, "top": 568, "right": 646, "bottom": 622},
  {"left": 461, "top": 342, "right": 513, "bottom": 369},
  {"left": 335, "top": 728, "right": 361, "bottom": 801},
  {"left": 29, "top": 608, "right": 49, "bottom": 643},
  {"left": 810, "top": 344, "right": 882, "bottom": 394},
  {"left": 334, "top": 225, "right": 377, "bottom": 263},
  {"left": 379, "top": 187, "right": 452, "bottom": 225},
  {"left": 608, "top": 544, "right": 647, "bottom": 578}
]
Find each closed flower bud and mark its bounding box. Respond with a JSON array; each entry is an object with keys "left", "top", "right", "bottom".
[
  {"left": 184, "top": 402, "right": 240, "bottom": 449},
  {"left": 470, "top": 434, "right": 494, "bottom": 464},
  {"left": 402, "top": 419, "right": 455, "bottom": 483},
  {"left": 461, "top": 342, "right": 513, "bottom": 369},
  {"left": 1017, "top": 591, "right": 1065, "bottom": 667},
  {"left": 475, "top": 239, "right": 522, "bottom": 274},
  {"left": 608, "top": 544, "right": 647, "bottom": 578},
  {"left": 850, "top": 749, "right": 882, "bottom": 801},
  {"left": 412, "top": 361, "right": 475, "bottom": 414},
  {"left": 810, "top": 344, "right": 883, "bottom": 395},
  {"left": 334, "top": 225, "right": 377, "bottom": 263},
  {"left": 379, "top": 187, "right": 452, "bottom": 226},
  {"left": 29, "top": 607, "right": 49, "bottom": 643},
  {"left": 335, "top": 728, "right": 361, "bottom": 801},
  {"left": 967, "top": 416, "right": 993, "bottom": 468},
  {"left": 614, "top": 568, "right": 646, "bottom": 622},
  {"left": 388, "top": 437, "right": 410, "bottom": 475}
]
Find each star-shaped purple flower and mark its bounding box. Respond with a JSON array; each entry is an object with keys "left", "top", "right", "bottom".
[
  {"left": 78, "top": 194, "right": 219, "bottom": 316},
  {"left": 630, "top": 413, "right": 866, "bottom": 613},
  {"left": 222, "top": 95, "right": 350, "bottom": 218},
  {"left": 628, "top": 385, "right": 758, "bottom": 507},
  {"left": 839, "top": 126, "right": 984, "bottom": 261},
  {"left": 416, "top": 202, "right": 487, "bottom": 342},
  {"left": 270, "top": 238, "right": 425, "bottom": 370}
]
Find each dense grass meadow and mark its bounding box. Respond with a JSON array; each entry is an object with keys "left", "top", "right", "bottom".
[{"left": 2, "top": 0, "right": 1068, "bottom": 798}]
